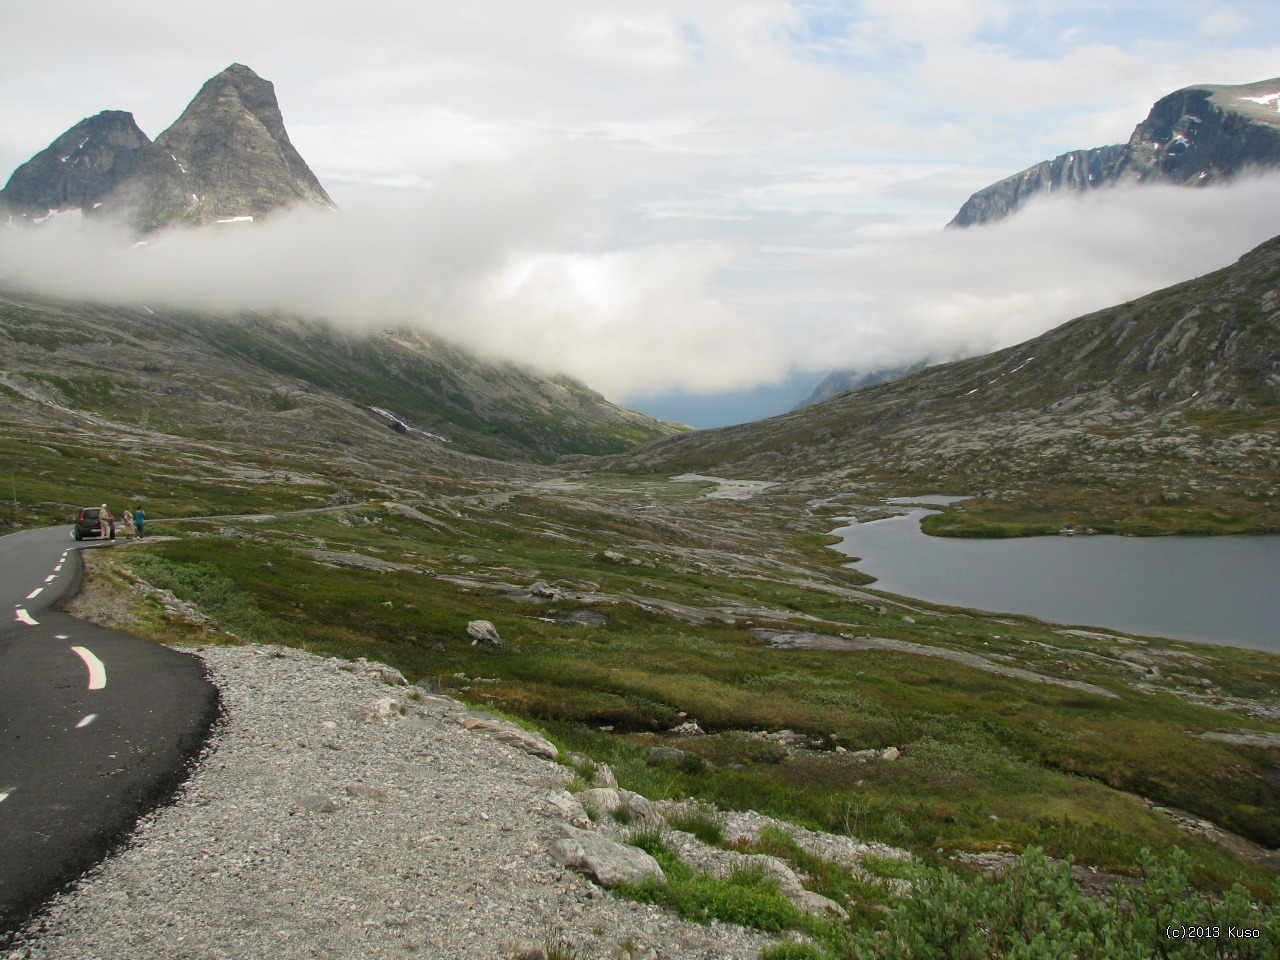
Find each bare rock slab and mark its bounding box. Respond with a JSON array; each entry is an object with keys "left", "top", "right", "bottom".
[
  {"left": 547, "top": 825, "right": 666, "bottom": 888},
  {"left": 458, "top": 712, "right": 558, "bottom": 760}
]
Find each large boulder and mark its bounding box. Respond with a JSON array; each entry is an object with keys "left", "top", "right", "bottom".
[
  {"left": 578, "top": 787, "right": 662, "bottom": 824},
  {"left": 547, "top": 825, "right": 666, "bottom": 888},
  {"left": 466, "top": 620, "right": 501, "bottom": 645}
]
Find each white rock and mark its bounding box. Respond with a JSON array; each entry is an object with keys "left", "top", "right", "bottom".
[
  {"left": 459, "top": 713, "right": 558, "bottom": 760},
  {"left": 544, "top": 791, "right": 590, "bottom": 827},
  {"left": 367, "top": 697, "right": 401, "bottom": 722},
  {"left": 547, "top": 825, "right": 665, "bottom": 888},
  {"left": 577, "top": 788, "right": 624, "bottom": 817},
  {"left": 466, "top": 620, "right": 501, "bottom": 644}
]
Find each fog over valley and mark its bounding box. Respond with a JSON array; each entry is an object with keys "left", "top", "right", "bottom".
[
  {"left": 3, "top": 172, "right": 1279, "bottom": 417},
  {"left": 4, "top": 1, "right": 1280, "bottom": 422}
]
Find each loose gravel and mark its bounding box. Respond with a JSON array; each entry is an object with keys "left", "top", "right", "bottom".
[{"left": 10, "top": 644, "right": 774, "bottom": 960}]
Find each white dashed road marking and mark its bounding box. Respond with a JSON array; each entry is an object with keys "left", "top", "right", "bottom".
[
  {"left": 70, "top": 647, "right": 107, "bottom": 690},
  {"left": 44, "top": 575, "right": 56, "bottom": 582},
  {"left": 25, "top": 588, "right": 43, "bottom": 599},
  {"left": 0, "top": 790, "right": 11, "bottom": 804},
  {"left": 76, "top": 714, "right": 98, "bottom": 729},
  {"left": 15, "top": 609, "right": 38, "bottom": 626}
]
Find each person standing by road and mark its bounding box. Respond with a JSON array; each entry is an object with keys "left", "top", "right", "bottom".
[
  {"left": 98, "top": 504, "right": 113, "bottom": 538},
  {"left": 122, "top": 506, "right": 136, "bottom": 539},
  {"left": 133, "top": 505, "right": 146, "bottom": 538}
]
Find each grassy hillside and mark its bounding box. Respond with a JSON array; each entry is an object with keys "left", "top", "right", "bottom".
[
  {"left": 612, "top": 236, "right": 1280, "bottom": 536},
  {"left": 0, "top": 287, "right": 677, "bottom": 469}
]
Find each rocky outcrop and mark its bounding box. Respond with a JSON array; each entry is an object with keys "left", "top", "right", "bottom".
[
  {"left": 457, "top": 711, "right": 559, "bottom": 759},
  {"left": 1108, "top": 79, "right": 1280, "bottom": 187},
  {"left": 96, "top": 63, "right": 333, "bottom": 231},
  {"left": 951, "top": 76, "right": 1280, "bottom": 227},
  {"left": 547, "top": 825, "right": 666, "bottom": 888},
  {"left": 0, "top": 111, "right": 150, "bottom": 217},
  {"left": 950, "top": 144, "right": 1124, "bottom": 228}
]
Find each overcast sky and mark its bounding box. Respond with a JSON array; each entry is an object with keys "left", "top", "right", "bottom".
[{"left": 3, "top": 2, "right": 1280, "bottom": 425}]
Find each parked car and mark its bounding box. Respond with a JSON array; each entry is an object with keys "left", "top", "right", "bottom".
[{"left": 74, "top": 507, "right": 115, "bottom": 541}]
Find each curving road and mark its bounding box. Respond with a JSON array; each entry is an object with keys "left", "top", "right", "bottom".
[{"left": 0, "top": 526, "right": 218, "bottom": 940}]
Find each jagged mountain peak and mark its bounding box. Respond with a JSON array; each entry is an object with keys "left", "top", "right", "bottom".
[
  {"left": 2, "top": 65, "right": 334, "bottom": 233},
  {"left": 0, "top": 110, "right": 150, "bottom": 217},
  {"left": 181, "top": 63, "right": 300, "bottom": 155},
  {"left": 92, "top": 63, "right": 333, "bottom": 231}
]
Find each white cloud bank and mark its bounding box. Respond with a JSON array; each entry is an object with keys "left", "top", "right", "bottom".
[
  {"left": 4, "top": 3, "right": 1280, "bottom": 411},
  {"left": 3, "top": 171, "right": 1278, "bottom": 403}
]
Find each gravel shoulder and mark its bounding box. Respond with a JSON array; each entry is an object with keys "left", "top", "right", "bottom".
[{"left": 10, "top": 644, "right": 774, "bottom": 960}]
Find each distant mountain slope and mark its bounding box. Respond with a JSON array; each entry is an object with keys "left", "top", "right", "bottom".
[
  {"left": 949, "top": 144, "right": 1125, "bottom": 228},
  {"left": 793, "top": 363, "right": 924, "bottom": 410},
  {"left": 617, "top": 236, "right": 1280, "bottom": 534},
  {"left": 98, "top": 64, "right": 333, "bottom": 231},
  {"left": 0, "top": 288, "right": 677, "bottom": 465},
  {"left": 951, "top": 77, "right": 1280, "bottom": 227},
  {"left": 0, "top": 111, "right": 150, "bottom": 217}
]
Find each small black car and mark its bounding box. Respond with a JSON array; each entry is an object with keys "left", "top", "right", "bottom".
[{"left": 74, "top": 507, "right": 115, "bottom": 541}]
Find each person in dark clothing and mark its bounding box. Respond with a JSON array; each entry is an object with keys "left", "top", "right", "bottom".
[{"left": 133, "top": 506, "right": 146, "bottom": 538}]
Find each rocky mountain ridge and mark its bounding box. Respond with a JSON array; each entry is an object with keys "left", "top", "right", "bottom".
[
  {"left": 951, "top": 76, "right": 1280, "bottom": 227},
  {"left": 99, "top": 64, "right": 333, "bottom": 231},
  {"left": 2, "top": 64, "right": 331, "bottom": 231},
  {"left": 0, "top": 111, "right": 150, "bottom": 217}
]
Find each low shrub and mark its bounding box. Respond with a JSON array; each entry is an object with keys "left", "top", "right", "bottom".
[
  {"left": 850, "top": 847, "right": 1280, "bottom": 960},
  {"left": 126, "top": 554, "right": 276, "bottom": 640},
  {"left": 666, "top": 804, "right": 725, "bottom": 847},
  {"left": 759, "top": 944, "right": 829, "bottom": 960}
]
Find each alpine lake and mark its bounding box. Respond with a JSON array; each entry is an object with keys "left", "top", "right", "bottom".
[{"left": 833, "top": 497, "right": 1280, "bottom": 653}]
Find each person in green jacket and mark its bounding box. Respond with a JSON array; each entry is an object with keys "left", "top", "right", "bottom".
[{"left": 133, "top": 506, "right": 146, "bottom": 538}]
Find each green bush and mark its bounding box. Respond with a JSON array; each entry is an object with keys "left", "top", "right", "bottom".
[
  {"left": 624, "top": 865, "right": 806, "bottom": 933},
  {"left": 618, "top": 830, "right": 813, "bottom": 934},
  {"left": 667, "top": 804, "right": 725, "bottom": 846},
  {"left": 759, "top": 944, "right": 828, "bottom": 960},
  {"left": 851, "top": 847, "right": 1280, "bottom": 960},
  {"left": 127, "top": 555, "right": 276, "bottom": 640}
]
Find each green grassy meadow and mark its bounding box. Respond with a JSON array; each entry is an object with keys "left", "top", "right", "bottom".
[{"left": 63, "top": 480, "right": 1280, "bottom": 899}]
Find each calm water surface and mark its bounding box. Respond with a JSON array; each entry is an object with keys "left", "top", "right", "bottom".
[{"left": 833, "top": 499, "right": 1280, "bottom": 653}]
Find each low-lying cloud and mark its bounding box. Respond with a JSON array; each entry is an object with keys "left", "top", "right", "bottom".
[{"left": 3, "top": 170, "right": 1279, "bottom": 406}]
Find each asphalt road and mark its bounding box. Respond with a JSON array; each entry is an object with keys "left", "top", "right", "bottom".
[{"left": 0, "top": 526, "right": 218, "bottom": 940}]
